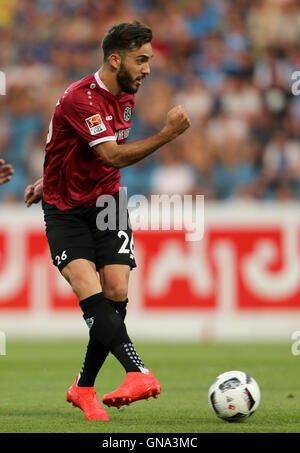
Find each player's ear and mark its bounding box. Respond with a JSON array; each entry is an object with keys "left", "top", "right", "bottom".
[{"left": 109, "top": 53, "right": 122, "bottom": 70}]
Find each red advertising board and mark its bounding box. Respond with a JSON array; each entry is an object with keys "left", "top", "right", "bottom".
[{"left": 0, "top": 217, "right": 300, "bottom": 312}]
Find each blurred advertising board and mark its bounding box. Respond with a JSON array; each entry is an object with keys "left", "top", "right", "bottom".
[{"left": 0, "top": 203, "right": 299, "bottom": 340}]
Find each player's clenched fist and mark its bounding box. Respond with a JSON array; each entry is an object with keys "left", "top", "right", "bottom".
[{"left": 163, "top": 105, "right": 191, "bottom": 140}]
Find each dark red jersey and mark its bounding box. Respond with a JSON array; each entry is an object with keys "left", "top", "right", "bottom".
[{"left": 43, "top": 71, "right": 135, "bottom": 210}]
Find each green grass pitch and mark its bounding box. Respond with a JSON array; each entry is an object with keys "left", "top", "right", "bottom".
[{"left": 0, "top": 340, "right": 299, "bottom": 433}]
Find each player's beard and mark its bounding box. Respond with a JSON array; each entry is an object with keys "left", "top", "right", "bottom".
[{"left": 116, "top": 62, "right": 139, "bottom": 94}]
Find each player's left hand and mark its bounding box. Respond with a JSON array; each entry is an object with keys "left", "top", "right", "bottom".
[
  {"left": 0, "top": 159, "right": 14, "bottom": 185},
  {"left": 24, "top": 177, "right": 43, "bottom": 207}
]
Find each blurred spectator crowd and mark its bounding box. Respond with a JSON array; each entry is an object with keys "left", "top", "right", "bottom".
[{"left": 1, "top": 0, "right": 300, "bottom": 203}]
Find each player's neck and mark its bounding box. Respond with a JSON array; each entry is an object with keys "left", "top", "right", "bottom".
[{"left": 98, "top": 67, "right": 122, "bottom": 97}]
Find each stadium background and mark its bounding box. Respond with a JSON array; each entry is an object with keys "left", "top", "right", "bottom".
[{"left": 0, "top": 0, "right": 300, "bottom": 342}]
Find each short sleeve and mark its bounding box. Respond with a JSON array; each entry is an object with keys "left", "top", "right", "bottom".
[{"left": 61, "top": 92, "right": 116, "bottom": 147}]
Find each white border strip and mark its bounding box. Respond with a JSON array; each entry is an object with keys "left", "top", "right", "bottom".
[{"left": 89, "top": 136, "right": 116, "bottom": 147}]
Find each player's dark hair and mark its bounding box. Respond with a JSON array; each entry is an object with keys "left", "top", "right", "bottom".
[{"left": 102, "top": 20, "right": 152, "bottom": 62}]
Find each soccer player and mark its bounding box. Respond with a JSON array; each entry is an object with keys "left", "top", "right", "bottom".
[
  {"left": 24, "top": 20, "right": 190, "bottom": 421},
  {"left": 0, "top": 159, "right": 14, "bottom": 185}
]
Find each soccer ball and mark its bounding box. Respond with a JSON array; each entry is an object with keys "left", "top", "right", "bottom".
[{"left": 208, "top": 370, "right": 260, "bottom": 422}]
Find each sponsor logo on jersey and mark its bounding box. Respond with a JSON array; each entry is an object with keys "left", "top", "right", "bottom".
[
  {"left": 115, "top": 128, "right": 131, "bottom": 141},
  {"left": 106, "top": 115, "right": 113, "bottom": 121},
  {"left": 85, "top": 114, "right": 106, "bottom": 135},
  {"left": 124, "top": 106, "right": 131, "bottom": 121}
]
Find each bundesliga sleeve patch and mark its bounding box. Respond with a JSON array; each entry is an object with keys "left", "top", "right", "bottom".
[{"left": 85, "top": 114, "right": 107, "bottom": 135}]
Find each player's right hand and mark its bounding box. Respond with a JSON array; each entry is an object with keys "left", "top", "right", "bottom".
[
  {"left": 24, "top": 177, "right": 43, "bottom": 207},
  {"left": 163, "top": 105, "right": 191, "bottom": 140}
]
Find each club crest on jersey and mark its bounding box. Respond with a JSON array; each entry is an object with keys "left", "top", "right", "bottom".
[
  {"left": 124, "top": 106, "right": 131, "bottom": 122},
  {"left": 85, "top": 114, "right": 106, "bottom": 135}
]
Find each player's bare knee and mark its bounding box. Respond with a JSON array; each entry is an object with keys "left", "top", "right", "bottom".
[
  {"left": 104, "top": 285, "right": 128, "bottom": 302},
  {"left": 62, "top": 264, "right": 100, "bottom": 299},
  {"left": 71, "top": 277, "right": 95, "bottom": 298}
]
